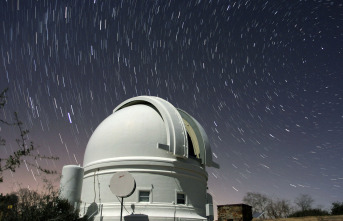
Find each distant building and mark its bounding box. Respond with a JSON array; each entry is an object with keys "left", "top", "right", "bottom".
[
  {"left": 217, "top": 204, "right": 252, "bottom": 221},
  {"left": 59, "top": 96, "right": 219, "bottom": 221}
]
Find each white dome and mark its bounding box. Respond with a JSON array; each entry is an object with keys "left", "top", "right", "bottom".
[
  {"left": 83, "top": 104, "right": 168, "bottom": 166},
  {"left": 83, "top": 96, "right": 219, "bottom": 169}
]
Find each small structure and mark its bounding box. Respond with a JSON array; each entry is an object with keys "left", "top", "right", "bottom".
[{"left": 217, "top": 204, "right": 252, "bottom": 221}]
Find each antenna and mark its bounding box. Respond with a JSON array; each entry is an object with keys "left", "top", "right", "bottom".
[{"left": 109, "top": 172, "right": 136, "bottom": 221}]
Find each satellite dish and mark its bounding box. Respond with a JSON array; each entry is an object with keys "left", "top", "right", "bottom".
[{"left": 109, "top": 171, "right": 136, "bottom": 198}]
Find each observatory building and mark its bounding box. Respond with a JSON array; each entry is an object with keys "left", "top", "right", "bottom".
[{"left": 60, "top": 96, "right": 219, "bottom": 221}]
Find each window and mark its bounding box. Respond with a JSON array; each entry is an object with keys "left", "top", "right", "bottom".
[
  {"left": 177, "top": 193, "right": 185, "bottom": 204},
  {"left": 139, "top": 191, "right": 150, "bottom": 202}
]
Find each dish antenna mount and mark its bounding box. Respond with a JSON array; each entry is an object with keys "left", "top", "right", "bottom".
[{"left": 109, "top": 171, "right": 136, "bottom": 221}]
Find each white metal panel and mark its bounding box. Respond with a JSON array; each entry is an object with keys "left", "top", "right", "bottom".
[
  {"left": 59, "top": 165, "right": 84, "bottom": 209},
  {"left": 112, "top": 96, "right": 188, "bottom": 158}
]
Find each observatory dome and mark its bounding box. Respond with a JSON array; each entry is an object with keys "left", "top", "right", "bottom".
[
  {"left": 61, "top": 96, "right": 218, "bottom": 220},
  {"left": 83, "top": 96, "right": 219, "bottom": 169}
]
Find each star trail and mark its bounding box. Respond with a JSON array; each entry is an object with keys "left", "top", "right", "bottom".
[{"left": 1, "top": 0, "right": 342, "bottom": 211}]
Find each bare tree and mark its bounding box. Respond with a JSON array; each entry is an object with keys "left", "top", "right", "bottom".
[
  {"left": 0, "top": 88, "right": 58, "bottom": 182},
  {"left": 243, "top": 192, "right": 269, "bottom": 218},
  {"left": 294, "top": 194, "right": 314, "bottom": 211},
  {"left": 266, "top": 198, "right": 292, "bottom": 218}
]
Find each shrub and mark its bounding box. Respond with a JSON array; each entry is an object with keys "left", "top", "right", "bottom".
[
  {"left": 0, "top": 188, "right": 86, "bottom": 221},
  {"left": 331, "top": 202, "right": 343, "bottom": 215},
  {"left": 289, "top": 209, "right": 329, "bottom": 217}
]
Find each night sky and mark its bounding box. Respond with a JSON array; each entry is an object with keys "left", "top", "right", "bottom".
[{"left": 1, "top": 0, "right": 342, "bottom": 212}]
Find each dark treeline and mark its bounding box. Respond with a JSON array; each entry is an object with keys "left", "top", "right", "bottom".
[
  {"left": 0, "top": 185, "right": 86, "bottom": 221},
  {"left": 243, "top": 192, "right": 343, "bottom": 219}
]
